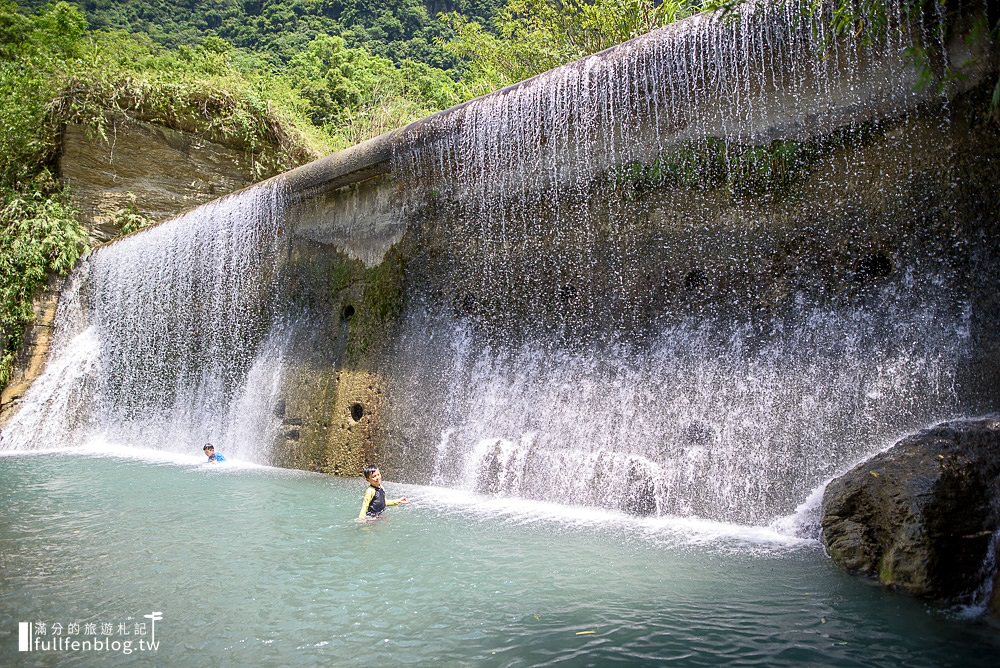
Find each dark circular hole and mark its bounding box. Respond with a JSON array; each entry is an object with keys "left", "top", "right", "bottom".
[
  {"left": 856, "top": 251, "right": 894, "bottom": 280},
  {"left": 458, "top": 293, "right": 477, "bottom": 314},
  {"left": 350, "top": 403, "right": 364, "bottom": 421},
  {"left": 558, "top": 283, "right": 578, "bottom": 303},
  {"left": 684, "top": 269, "right": 708, "bottom": 291},
  {"left": 342, "top": 304, "right": 355, "bottom": 321}
]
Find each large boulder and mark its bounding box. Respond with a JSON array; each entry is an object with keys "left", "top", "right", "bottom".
[{"left": 821, "top": 416, "right": 1000, "bottom": 610}]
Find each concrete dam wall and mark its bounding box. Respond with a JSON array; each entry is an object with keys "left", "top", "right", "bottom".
[{"left": 3, "top": 0, "right": 998, "bottom": 527}]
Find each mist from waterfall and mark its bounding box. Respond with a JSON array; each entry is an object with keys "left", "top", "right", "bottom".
[
  {"left": 0, "top": 0, "right": 992, "bottom": 527},
  {"left": 0, "top": 182, "right": 291, "bottom": 462},
  {"left": 383, "top": 0, "right": 987, "bottom": 524},
  {"left": 386, "top": 281, "right": 970, "bottom": 525}
]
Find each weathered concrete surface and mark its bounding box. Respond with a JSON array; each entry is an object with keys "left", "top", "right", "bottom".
[
  {"left": 286, "top": 175, "right": 409, "bottom": 267},
  {"left": 271, "top": 364, "right": 385, "bottom": 476},
  {"left": 271, "top": 2, "right": 1000, "bottom": 487},
  {"left": 266, "top": 236, "right": 405, "bottom": 476},
  {"left": 821, "top": 417, "right": 1000, "bottom": 608}
]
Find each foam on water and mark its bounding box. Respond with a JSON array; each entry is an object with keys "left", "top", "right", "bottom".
[
  {"left": 0, "top": 436, "right": 272, "bottom": 470},
  {"left": 403, "top": 482, "right": 818, "bottom": 553}
]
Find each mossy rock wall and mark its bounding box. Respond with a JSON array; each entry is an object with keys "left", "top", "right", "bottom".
[{"left": 271, "top": 214, "right": 407, "bottom": 477}]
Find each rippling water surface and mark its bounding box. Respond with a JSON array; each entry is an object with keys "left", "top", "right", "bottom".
[{"left": 1, "top": 448, "right": 997, "bottom": 666}]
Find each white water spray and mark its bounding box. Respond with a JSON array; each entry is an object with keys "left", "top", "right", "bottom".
[{"left": 1, "top": 182, "right": 291, "bottom": 462}]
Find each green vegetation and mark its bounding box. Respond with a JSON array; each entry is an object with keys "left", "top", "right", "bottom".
[
  {"left": 110, "top": 194, "right": 156, "bottom": 237},
  {"left": 2, "top": 0, "right": 708, "bottom": 389},
  {"left": 613, "top": 120, "right": 892, "bottom": 203},
  {"left": 815, "top": 0, "right": 1000, "bottom": 105},
  {"left": 0, "top": 0, "right": 464, "bottom": 386},
  {"left": 443, "top": 0, "right": 710, "bottom": 96},
  {"left": 16, "top": 0, "right": 504, "bottom": 70},
  {"left": 0, "top": 191, "right": 88, "bottom": 387},
  {"left": 613, "top": 138, "right": 822, "bottom": 201},
  {"left": 1, "top": 1, "right": 90, "bottom": 386},
  {"left": 0, "top": 0, "right": 324, "bottom": 385},
  {"left": 284, "top": 32, "right": 462, "bottom": 146}
]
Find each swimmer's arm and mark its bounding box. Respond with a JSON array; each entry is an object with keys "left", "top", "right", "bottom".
[
  {"left": 386, "top": 496, "right": 409, "bottom": 506},
  {"left": 358, "top": 487, "right": 376, "bottom": 519}
]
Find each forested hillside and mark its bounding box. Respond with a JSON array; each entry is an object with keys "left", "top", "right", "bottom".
[{"left": 17, "top": 0, "right": 503, "bottom": 69}]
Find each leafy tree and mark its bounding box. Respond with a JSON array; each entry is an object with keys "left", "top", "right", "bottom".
[
  {"left": 287, "top": 32, "right": 460, "bottom": 140},
  {"left": 443, "top": 0, "right": 708, "bottom": 95},
  {"left": 16, "top": 0, "right": 504, "bottom": 70}
]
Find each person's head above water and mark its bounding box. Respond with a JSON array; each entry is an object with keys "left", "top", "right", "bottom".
[
  {"left": 203, "top": 443, "right": 226, "bottom": 462},
  {"left": 363, "top": 465, "right": 382, "bottom": 487}
]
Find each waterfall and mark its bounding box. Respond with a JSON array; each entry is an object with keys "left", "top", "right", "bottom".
[
  {"left": 382, "top": 0, "right": 990, "bottom": 524},
  {"left": 0, "top": 182, "right": 291, "bottom": 462},
  {"left": 385, "top": 284, "right": 971, "bottom": 524},
  {"left": 2, "top": 0, "right": 994, "bottom": 526}
]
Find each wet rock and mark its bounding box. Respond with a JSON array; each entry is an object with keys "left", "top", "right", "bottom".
[
  {"left": 0, "top": 277, "right": 63, "bottom": 428},
  {"left": 821, "top": 416, "right": 1000, "bottom": 607},
  {"left": 620, "top": 468, "right": 658, "bottom": 516},
  {"left": 59, "top": 118, "right": 265, "bottom": 244}
]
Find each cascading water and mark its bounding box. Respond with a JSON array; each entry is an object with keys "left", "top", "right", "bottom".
[
  {"left": 0, "top": 182, "right": 291, "bottom": 461},
  {"left": 386, "top": 289, "right": 971, "bottom": 525},
  {"left": 383, "top": 0, "right": 993, "bottom": 525},
  {"left": 0, "top": 0, "right": 994, "bottom": 528},
  {"left": 2, "top": 4, "right": 999, "bottom": 662}
]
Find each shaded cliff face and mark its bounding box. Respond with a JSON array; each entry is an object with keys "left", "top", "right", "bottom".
[
  {"left": 59, "top": 117, "right": 269, "bottom": 244},
  {"left": 0, "top": 278, "right": 63, "bottom": 425}
]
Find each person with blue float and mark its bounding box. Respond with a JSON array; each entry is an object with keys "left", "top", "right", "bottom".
[{"left": 203, "top": 443, "right": 225, "bottom": 462}]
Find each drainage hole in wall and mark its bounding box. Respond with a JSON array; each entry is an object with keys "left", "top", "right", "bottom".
[
  {"left": 856, "top": 251, "right": 894, "bottom": 280},
  {"left": 684, "top": 269, "right": 708, "bottom": 291}
]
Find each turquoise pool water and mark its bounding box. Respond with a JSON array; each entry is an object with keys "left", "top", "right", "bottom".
[{"left": 1, "top": 448, "right": 997, "bottom": 666}]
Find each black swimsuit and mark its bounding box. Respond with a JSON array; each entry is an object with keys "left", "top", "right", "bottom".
[{"left": 366, "top": 486, "right": 386, "bottom": 516}]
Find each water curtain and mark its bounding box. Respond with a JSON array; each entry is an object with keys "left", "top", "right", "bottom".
[
  {"left": 383, "top": 0, "right": 985, "bottom": 523},
  {"left": 3, "top": 0, "right": 994, "bottom": 527},
  {"left": 0, "top": 182, "right": 290, "bottom": 460}
]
